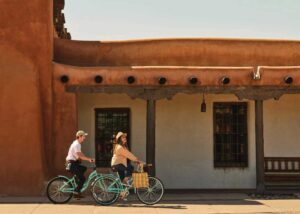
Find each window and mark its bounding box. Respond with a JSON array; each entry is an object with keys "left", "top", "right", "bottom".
[
  {"left": 213, "top": 102, "right": 248, "bottom": 167},
  {"left": 95, "top": 108, "right": 130, "bottom": 167}
]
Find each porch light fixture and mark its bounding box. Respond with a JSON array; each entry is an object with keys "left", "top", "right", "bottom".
[
  {"left": 221, "top": 76, "right": 230, "bottom": 85},
  {"left": 201, "top": 93, "right": 206, "bottom": 112},
  {"left": 284, "top": 76, "right": 293, "bottom": 84},
  {"left": 158, "top": 77, "right": 167, "bottom": 85},
  {"left": 127, "top": 76, "right": 135, "bottom": 84},
  {"left": 60, "top": 75, "right": 69, "bottom": 83},
  {"left": 189, "top": 76, "right": 198, "bottom": 85},
  {"left": 94, "top": 75, "right": 103, "bottom": 83}
]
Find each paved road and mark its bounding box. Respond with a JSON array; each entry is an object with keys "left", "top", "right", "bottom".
[{"left": 1, "top": 193, "right": 300, "bottom": 214}]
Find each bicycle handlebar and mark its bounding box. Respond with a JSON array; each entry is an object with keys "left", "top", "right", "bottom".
[
  {"left": 135, "top": 162, "right": 152, "bottom": 167},
  {"left": 86, "top": 161, "right": 97, "bottom": 170}
]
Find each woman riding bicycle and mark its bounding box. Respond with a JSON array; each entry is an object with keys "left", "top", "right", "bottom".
[{"left": 111, "top": 132, "right": 143, "bottom": 184}]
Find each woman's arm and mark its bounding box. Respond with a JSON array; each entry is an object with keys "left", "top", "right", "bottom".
[{"left": 116, "top": 146, "right": 138, "bottom": 162}]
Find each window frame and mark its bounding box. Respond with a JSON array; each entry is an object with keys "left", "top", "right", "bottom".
[
  {"left": 213, "top": 102, "right": 248, "bottom": 168},
  {"left": 94, "top": 108, "right": 131, "bottom": 167}
]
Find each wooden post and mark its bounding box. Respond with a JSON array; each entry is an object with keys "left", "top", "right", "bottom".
[
  {"left": 255, "top": 99, "right": 265, "bottom": 193},
  {"left": 146, "top": 99, "right": 156, "bottom": 176}
]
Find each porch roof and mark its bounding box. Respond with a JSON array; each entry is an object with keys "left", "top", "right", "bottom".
[{"left": 54, "top": 63, "right": 300, "bottom": 87}]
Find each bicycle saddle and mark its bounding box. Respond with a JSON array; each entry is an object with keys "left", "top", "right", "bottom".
[{"left": 111, "top": 166, "right": 118, "bottom": 172}]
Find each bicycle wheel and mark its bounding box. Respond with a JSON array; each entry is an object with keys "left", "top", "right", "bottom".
[
  {"left": 46, "top": 176, "right": 73, "bottom": 204},
  {"left": 92, "top": 177, "right": 120, "bottom": 205},
  {"left": 136, "top": 176, "right": 164, "bottom": 205}
]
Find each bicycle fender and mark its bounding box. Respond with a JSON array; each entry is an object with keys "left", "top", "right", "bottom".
[
  {"left": 47, "top": 175, "right": 70, "bottom": 184},
  {"left": 57, "top": 175, "right": 70, "bottom": 180}
]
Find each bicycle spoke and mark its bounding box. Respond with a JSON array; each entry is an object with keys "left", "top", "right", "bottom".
[
  {"left": 92, "top": 177, "right": 120, "bottom": 205},
  {"left": 136, "top": 177, "right": 164, "bottom": 205},
  {"left": 47, "top": 177, "right": 73, "bottom": 204},
  {"left": 50, "top": 191, "right": 59, "bottom": 198},
  {"left": 96, "top": 180, "right": 105, "bottom": 191},
  {"left": 152, "top": 181, "right": 160, "bottom": 189},
  {"left": 141, "top": 189, "right": 151, "bottom": 198}
]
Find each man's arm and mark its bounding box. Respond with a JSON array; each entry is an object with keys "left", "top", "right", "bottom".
[{"left": 76, "top": 152, "right": 94, "bottom": 162}]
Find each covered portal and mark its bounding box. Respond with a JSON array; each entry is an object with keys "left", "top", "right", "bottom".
[{"left": 53, "top": 42, "right": 300, "bottom": 192}]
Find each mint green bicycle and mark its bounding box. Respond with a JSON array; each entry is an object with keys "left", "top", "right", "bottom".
[
  {"left": 91, "top": 163, "right": 164, "bottom": 205},
  {"left": 46, "top": 164, "right": 100, "bottom": 204}
]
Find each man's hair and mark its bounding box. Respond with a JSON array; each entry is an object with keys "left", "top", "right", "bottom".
[{"left": 76, "top": 134, "right": 84, "bottom": 139}]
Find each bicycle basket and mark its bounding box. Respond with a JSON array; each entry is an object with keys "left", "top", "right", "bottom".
[{"left": 132, "top": 166, "right": 149, "bottom": 188}]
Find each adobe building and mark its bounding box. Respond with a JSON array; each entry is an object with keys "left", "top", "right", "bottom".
[{"left": 1, "top": 0, "right": 300, "bottom": 195}]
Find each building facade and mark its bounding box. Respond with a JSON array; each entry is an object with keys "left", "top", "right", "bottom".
[{"left": 1, "top": 0, "right": 300, "bottom": 195}]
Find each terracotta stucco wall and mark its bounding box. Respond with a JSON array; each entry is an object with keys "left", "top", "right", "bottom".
[
  {"left": 0, "top": 1, "right": 53, "bottom": 195},
  {"left": 52, "top": 79, "right": 77, "bottom": 175},
  {"left": 54, "top": 38, "right": 300, "bottom": 67}
]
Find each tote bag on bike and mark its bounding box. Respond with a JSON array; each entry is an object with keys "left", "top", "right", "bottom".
[{"left": 132, "top": 167, "right": 149, "bottom": 188}]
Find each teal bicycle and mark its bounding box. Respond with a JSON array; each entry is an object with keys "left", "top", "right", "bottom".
[
  {"left": 91, "top": 163, "right": 164, "bottom": 205},
  {"left": 46, "top": 164, "right": 100, "bottom": 204}
]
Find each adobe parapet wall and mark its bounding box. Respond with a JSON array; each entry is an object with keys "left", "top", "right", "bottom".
[{"left": 54, "top": 38, "right": 300, "bottom": 67}]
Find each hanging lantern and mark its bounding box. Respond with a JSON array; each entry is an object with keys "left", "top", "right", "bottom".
[{"left": 201, "top": 93, "right": 206, "bottom": 112}]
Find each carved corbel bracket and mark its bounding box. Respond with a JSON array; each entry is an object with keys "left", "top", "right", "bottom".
[
  {"left": 234, "top": 89, "right": 285, "bottom": 101},
  {"left": 126, "top": 88, "right": 180, "bottom": 100}
]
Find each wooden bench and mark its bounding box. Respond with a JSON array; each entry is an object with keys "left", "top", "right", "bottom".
[{"left": 264, "top": 157, "right": 300, "bottom": 189}]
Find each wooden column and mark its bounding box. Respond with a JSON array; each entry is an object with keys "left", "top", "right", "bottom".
[
  {"left": 146, "top": 99, "right": 156, "bottom": 176},
  {"left": 255, "top": 99, "right": 265, "bottom": 193}
]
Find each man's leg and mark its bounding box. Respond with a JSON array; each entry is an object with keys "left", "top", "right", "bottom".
[
  {"left": 76, "top": 165, "right": 87, "bottom": 192},
  {"left": 71, "top": 163, "right": 86, "bottom": 193}
]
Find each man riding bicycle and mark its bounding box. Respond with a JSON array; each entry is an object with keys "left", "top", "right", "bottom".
[{"left": 66, "top": 130, "right": 94, "bottom": 198}]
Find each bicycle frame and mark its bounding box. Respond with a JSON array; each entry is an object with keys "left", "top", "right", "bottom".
[
  {"left": 93, "top": 173, "right": 135, "bottom": 194},
  {"left": 94, "top": 163, "right": 148, "bottom": 194},
  {"left": 59, "top": 169, "right": 101, "bottom": 193}
]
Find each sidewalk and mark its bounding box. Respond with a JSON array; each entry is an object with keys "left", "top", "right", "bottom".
[
  {"left": 0, "top": 193, "right": 250, "bottom": 203},
  {"left": 1, "top": 193, "right": 300, "bottom": 214}
]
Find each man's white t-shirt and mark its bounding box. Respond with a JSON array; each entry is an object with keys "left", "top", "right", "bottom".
[{"left": 66, "top": 140, "right": 81, "bottom": 161}]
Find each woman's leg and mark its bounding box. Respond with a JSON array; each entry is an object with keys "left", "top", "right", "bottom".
[
  {"left": 125, "top": 162, "right": 134, "bottom": 177},
  {"left": 113, "top": 164, "right": 126, "bottom": 181},
  {"left": 121, "top": 162, "right": 134, "bottom": 185}
]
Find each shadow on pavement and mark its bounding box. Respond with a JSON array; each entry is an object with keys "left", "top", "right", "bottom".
[
  {"left": 0, "top": 198, "right": 264, "bottom": 208},
  {"left": 64, "top": 199, "right": 262, "bottom": 209},
  {"left": 112, "top": 204, "right": 187, "bottom": 209}
]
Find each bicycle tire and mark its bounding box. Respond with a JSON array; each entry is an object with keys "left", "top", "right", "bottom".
[
  {"left": 136, "top": 176, "right": 164, "bottom": 205},
  {"left": 46, "top": 176, "right": 73, "bottom": 204},
  {"left": 91, "top": 176, "right": 120, "bottom": 206}
]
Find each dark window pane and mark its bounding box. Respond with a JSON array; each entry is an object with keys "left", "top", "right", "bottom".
[
  {"left": 214, "top": 102, "right": 248, "bottom": 168},
  {"left": 95, "top": 108, "right": 130, "bottom": 167}
]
